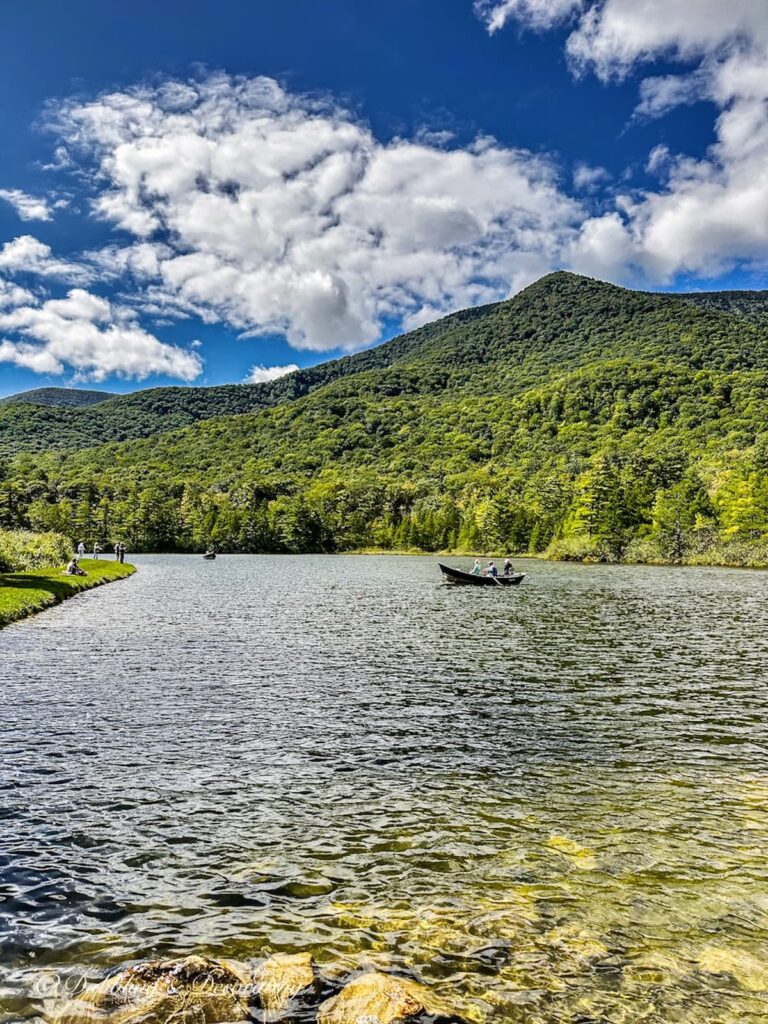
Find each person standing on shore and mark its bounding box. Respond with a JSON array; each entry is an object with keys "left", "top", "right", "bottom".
[
  {"left": 93, "top": 542, "right": 102, "bottom": 559},
  {"left": 114, "top": 541, "right": 121, "bottom": 561},
  {"left": 118, "top": 542, "right": 126, "bottom": 564},
  {"left": 77, "top": 541, "right": 85, "bottom": 558}
]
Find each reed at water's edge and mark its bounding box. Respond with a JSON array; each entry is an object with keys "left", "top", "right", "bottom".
[{"left": 0, "top": 560, "right": 135, "bottom": 628}]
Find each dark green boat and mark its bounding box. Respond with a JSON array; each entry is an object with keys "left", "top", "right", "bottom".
[{"left": 438, "top": 562, "right": 527, "bottom": 586}]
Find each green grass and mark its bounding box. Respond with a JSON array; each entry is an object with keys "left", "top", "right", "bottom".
[{"left": 0, "top": 559, "right": 135, "bottom": 627}]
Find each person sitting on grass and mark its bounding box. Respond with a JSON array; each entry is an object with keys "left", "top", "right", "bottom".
[{"left": 64, "top": 557, "right": 87, "bottom": 577}]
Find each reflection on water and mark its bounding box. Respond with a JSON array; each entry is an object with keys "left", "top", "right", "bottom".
[{"left": 1, "top": 555, "right": 767, "bottom": 1022}]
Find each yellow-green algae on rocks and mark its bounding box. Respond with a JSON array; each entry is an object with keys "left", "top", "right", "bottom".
[
  {"left": 0, "top": 559, "right": 135, "bottom": 627},
  {"left": 251, "top": 952, "right": 318, "bottom": 1015},
  {"left": 52, "top": 956, "right": 253, "bottom": 1024},
  {"left": 49, "top": 954, "right": 463, "bottom": 1024}
]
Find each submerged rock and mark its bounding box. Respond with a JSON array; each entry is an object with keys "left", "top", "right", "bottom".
[
  {"left": 544, "top": 835, "right": 597, "bottom": 870},
  {"left": 52, "top": 955, "right": 252, "bottom": 1024},
  {"left": 317, "top": 970, "right": 461, "bottom": 1024},
  {"left": 252, "top": 952, "right": 318, "bottom": 1014},
  {"left": 698, "top": 946, "right": 768, "bottom": 991}
]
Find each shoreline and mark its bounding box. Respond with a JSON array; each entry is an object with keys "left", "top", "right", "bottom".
[
  {"left": 0, "top": 559, "right": 136, "bottom": 628},
  {"left": 344, "top": 548, "right": 768, "bottom": 570}
]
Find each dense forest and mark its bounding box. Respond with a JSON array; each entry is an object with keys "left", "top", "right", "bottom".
[{"left": 2, "top": 272, "right": 768, "bottom": 565}]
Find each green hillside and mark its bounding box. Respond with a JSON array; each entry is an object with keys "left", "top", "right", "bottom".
[
  {"left": 0, "top": 386, "right": 116, "bottom": 409},
  {"left": 2, "top": 272, "right": 768, "bottom": 566},
  {"left": 4, "top": 272, "right": 768, "bottom": 458}
]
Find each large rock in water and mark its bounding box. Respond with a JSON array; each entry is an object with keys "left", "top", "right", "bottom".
[
  {"left": 317, "top": 971, "right": 461, "bottom": 1024},
  {"left": 52, "top": 955, "right": 252, "bottom": 1024},
  {"left": 252, "top": 951, "right": 318, "bottom": 1014}
]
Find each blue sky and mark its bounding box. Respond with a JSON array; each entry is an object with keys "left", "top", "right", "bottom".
[{"left": 0, "top": 0, "right": 766, "bottom": 397}]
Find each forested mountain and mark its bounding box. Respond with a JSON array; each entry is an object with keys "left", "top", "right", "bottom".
[
  {"left": 0, "top": 387, "right": 116, "bottom": 409},
  {"left": 3, "top": 272, "right": 768, "bottom": 457},
  {"left": 2, "top": 272, "right": 768, "bottom": 566}
]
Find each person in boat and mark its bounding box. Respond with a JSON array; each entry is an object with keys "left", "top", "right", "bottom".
[
  {"left": 486, "top": 560, "right": 499, "bottom": 578},
  {"left": 64, "top": 557, "right": 87, "bottom": 577},
  {"left": 503, "top": 558, "right": 514, "bottom": 576},
  {"left": 471, "top": 559, "right": 482, "bottom": 575}
]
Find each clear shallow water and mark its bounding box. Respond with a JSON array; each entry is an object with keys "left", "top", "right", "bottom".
[{"left": 1, "top": 554, "right": 767, "bottom": 1023}]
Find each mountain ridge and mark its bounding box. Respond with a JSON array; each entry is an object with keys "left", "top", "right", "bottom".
[
  {"left": 0, "top": 387, "right": 117, "bottom": 409},
  {"left": 3, "top": 271, "right": 768, "bottom": 457}
]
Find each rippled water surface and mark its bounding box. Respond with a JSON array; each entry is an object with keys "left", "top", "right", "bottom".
[{"left": 2, "top": 555, "right": 768, "bottom": 1022}]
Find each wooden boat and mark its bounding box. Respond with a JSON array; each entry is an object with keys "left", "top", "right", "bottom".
[
  {"left": 438, "top": 562, "right": 526, "bottom": 586},
  {"left": 202, "top": 552, "right": 216, "bottom": 560}
]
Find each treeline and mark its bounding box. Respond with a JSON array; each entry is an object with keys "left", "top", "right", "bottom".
[
  {"left": 2, "top": 357, "right": 768, "bottom": 566},
  {"left": 2, "top": 447, "right": 766, "bottom": 566}
]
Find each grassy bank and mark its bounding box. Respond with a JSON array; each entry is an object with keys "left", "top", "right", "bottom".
[{"left": 0, "top": 559, "right": 135, "bottom": 628}]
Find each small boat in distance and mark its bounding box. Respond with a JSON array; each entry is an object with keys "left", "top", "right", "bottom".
[
  {"left": 438, "top": 562, "right": 527, "bottom": 586},
  {"left": 202, "top": 550, "right": 216, "bottom": 560}
]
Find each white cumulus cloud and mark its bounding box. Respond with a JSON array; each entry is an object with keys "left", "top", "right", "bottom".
[
  {"left": 475, "top": 0, "right": 582, "bottom": 33},
  {"left": 572, "top": 162, "right": 609, "bottom": 191},
  {"left": 477, "top": 0, "right": 768, "bottom": 69},
  {"left": 0, "top": 286, "right": 202, "bottom": 382},
  {"left": 634, "top": 68, "right": 711, "bottom": 120},
  {"left": 564, "top": 0, "right": 768, "bottom": 80},
  {"left": 0, "top": 278, "right": 35, "bottom": 309},
  {"left": 49, "top": 73, "right": 584, "bottom": 352},
  {"left": 0, "top": 235, "right": 92, "bottom": 282},
  {"left": 0, "top": 188, "right": 56, "bottom": 222},
  {"left": 244, "top": 363, "right": 299, "bottom": 384}
]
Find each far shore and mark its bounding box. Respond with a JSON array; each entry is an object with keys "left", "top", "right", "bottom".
[
  {"left": 129, "top": 548, "right": 768, "bottom": 570},
  {"left": 0, "top": 560, "right": 136, "bottom": 628},
  {"left": 343, "top": 547, "right": 768, "bottom": 570}
]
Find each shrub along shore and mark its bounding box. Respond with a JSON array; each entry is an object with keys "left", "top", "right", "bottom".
[{"left": 0, "top": 559, "right": 135, "bottom": 628}]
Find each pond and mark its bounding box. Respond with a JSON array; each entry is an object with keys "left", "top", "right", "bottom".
[{"left": 1, "top": 555, "right": 767, "bottom": 1022}]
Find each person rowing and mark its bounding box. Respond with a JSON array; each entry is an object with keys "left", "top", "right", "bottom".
[{"left": 486, "top": 560, "right": 499, "bottom": 578}]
